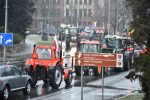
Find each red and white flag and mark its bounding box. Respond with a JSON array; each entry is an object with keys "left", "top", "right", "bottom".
[{"left": 54, "top": 35, "right": 59, "bottom": 52}]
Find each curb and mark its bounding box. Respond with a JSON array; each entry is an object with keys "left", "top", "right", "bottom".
[{"left": 116, "top": 91, "right": 141, "bottom": 100}]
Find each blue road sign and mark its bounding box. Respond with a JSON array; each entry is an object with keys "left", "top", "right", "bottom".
[{"left": 0, "top": 33, "right": 13, "bottom": 46}]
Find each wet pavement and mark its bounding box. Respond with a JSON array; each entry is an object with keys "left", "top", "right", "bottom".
[
  {"left": 6, "top": 75, "right": 98, "bottom": 100},
  {"left": 6, "top": 71, "right": 141, "bottom": 100},
  {"left": 0, "top": 35, "right": 142, "bottom": 100}
]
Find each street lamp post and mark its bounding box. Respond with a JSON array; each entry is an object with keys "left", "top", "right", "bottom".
[
  {"left": 3, "top": 0, "right": 8, "bottom": 65},
  {"left": 116, "top": 0, "right": 119, "bottom": 35},
  {"left": 107, "top": 0, "right": 110, "bottom": 35}
]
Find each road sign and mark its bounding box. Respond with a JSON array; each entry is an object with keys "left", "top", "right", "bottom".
[
  {"left": 0, "top": 33, "right": 13, "bottom": 46},
  {"left": 75, "top": 52, "right": 123, "bottom": 67}
]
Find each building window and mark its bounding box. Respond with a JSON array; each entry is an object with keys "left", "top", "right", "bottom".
[
  {"left": 79, "top": 9, "right": 82, "bottom": 17},
  {"left": 84, "top": 0, "right": 87, "bottom": 4},
  {"left": 66, "top": 0, "right": 69, "bottom": 5},
  {"left": 84, "top": 9, "right": 87, "bottom": 17},
  {"left": 66, "top": 9, "right": 69, "bottom": 17},
  {"left": 79, "top": 21, "right": 82, "bottom": 25},
  {"left": 57, "top": 9, "right": 60, "bottom": 16},
  {"left": 75, "top": 0, "right": 78, "bottom": 5},
  {"left": 79, "top": 0, "right": 82, "bottom": 5},
  {"left": 46, "top": 0, "right": 49, "bottom": 4},
  {"left": 57, "top": 0, "right": 60, "bottom": 4},
  {"left": 53, "top": 0, "right": 56, "bottom": 5},
  {"left": 88, "top": 9, "right": 92, "bottom": 16},
  {"left": 88, "top": 22, "right": 92, "bottom": 25},
  {"left": 89, "top": 0, "right": 92, "bottom": 5},
  {"left": 74, "top": 9, "right": 77, "bottom": 16},
  {"left": 53, "top": 9, "right": 56, "bottom": 17},
  {"left": 84, "top": 21, "right": 87, "bottom": 26}
]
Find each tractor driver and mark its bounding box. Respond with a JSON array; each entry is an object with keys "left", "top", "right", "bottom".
[{"left": 41, "top": 49, "right": 51, "bottom": 59}]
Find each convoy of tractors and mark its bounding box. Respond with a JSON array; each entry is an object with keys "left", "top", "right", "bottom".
[{"left": 24, "top": 24, "right": 134, "bottom": 88}]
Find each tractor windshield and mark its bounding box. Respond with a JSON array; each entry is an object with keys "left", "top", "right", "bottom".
[
  {"left": 80, "top": 43, "right": 100, "bottom": 53},
  {"left": 36, "top": 48, "right": 52, "bottom": 59},
  {"left": 102, "top": 36, "right": 123, "bottom": 49}
]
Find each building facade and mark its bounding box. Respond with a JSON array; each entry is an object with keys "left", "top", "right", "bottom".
[
  {"left": 32, "top": 0, "right": 64, "bottom": 31},
  {"left": 31, "top": 0, "right": 104, "bottom": 32},
  {"left": 63, "top": 0, "right": 94, "bottom": 26}
]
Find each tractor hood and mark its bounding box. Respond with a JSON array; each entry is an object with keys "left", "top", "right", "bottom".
[{"left": 25, "top": 58, "right": 58, "bottom": 67}]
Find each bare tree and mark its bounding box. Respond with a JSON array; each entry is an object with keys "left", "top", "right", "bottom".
[
  {"left": 117, "top": 0, "right": 132, "bottom": 34},
  {"left": 93, "top": 0, "right": 105, "bottom": 27},
  {"left": 102, "top": 0, "right": 131, "bottom": 35}
]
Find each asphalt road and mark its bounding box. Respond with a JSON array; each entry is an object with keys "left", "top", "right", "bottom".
[
  {"left": 1, "top": 35, "right": 141, "bottom": 100},
  {"left": 6, "top": 71, "right": 141, "bottom": 100},
  {"left": 7, "top": 75, "right": 99, "bottom": 100}
]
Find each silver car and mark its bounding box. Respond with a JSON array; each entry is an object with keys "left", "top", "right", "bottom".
[{"left": 0, "top": 65, "right": 31, "bottom": 100}]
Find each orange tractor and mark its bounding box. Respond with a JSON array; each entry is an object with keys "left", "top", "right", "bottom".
[{"left": 25, "top": 36, "right": 72, "bottom": 88}]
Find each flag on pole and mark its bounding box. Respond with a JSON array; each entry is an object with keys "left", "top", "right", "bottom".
[{"left": 54, "top": 35, "right": 59, "bottom": 52}]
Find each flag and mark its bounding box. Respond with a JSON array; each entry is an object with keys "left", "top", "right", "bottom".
[{"left": 54, "top": 35, "right": 59, "bottom": 52}]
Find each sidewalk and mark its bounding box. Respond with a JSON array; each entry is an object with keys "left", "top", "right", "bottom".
[
  {"left": 87, "top": 71, "right": 142, "bottom": 99},
  {"left": 87, "top": 71, "right": 141, "bottom": 91}
]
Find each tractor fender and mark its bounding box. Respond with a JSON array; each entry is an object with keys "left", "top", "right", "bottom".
[
  {"left": 64, "top": 69, "right": 70, "bottom": 80},
  {"left": 25, "top": 59, "right": 36, "bottom": 71},
  {"left": 25, "top": 59, "right": 33, "bottom": 65}
]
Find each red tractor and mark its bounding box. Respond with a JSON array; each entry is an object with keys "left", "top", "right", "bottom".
[
  {"left": 25, "top": 36, "right": 72, "bottom": 88},
  {"left": 75, "top": 28, "right": 102, "bottom": 76}
]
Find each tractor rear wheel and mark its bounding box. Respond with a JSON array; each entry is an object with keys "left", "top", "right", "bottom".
[
  {"left": 30, "top": 72, "right": 37, "bottom": 87},
  {"left": 93, "top": 67, "right": 99, "bottom": 76},
  {"left": 29, "top": 67, "right": 37, "bottom": 87},
  {"left": 75, "top": 66, "right": 81, "bottom": 75},
  {"left": 49, "top": 66, "right": 62, "bottom": 89}
]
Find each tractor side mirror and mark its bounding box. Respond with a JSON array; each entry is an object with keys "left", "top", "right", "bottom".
[
  {"left": 33, "top": 44, "right": 36, "bottom": 48},
  {"left": 32, "top": 44, "right": 38, "bottom": 59}
]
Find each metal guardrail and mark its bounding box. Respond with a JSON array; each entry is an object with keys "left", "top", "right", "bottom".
[{"left": 0, "top": 42, "right": 25, "bottom": 56}]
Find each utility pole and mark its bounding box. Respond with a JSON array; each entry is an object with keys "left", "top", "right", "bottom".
[
  {"left": 107, "top": 0, "right": 110, "bottom": 35},
  {"left": 3, "top": 0, "right": 8, "bottom": 65}
]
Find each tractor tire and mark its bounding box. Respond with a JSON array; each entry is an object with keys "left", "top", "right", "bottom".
[
  {"left": 43, "top": 69, "right": 48, "bottom": 85},
  {"left": 84, "top": 69, "right": 89, "bottom": 76},
  {"left": 93, "top": 67, "right": 99, "bottom": 76},
  {"left": 29, "top": 71, "right": 37, "bottom": 87},
  {"left": 65, "top": 37, "right": 70, "bottom": 51},
  {"left": 65, "top": 71, "right": 73, "bottom": 86},
  {"left": 88, "top": 68, "right": 94, "bottom": 76},
  {"left": 49, "top": 66, "right": 62, "bottom": 89},
  {"left": 75, "top": 66, "right": 81, "bottom": 76},
  {"left": 43, "top": 79, "right": 48, "bottom": 85},
  {"left": 76, "top": 36, "right": 81, "bottom": 51}
]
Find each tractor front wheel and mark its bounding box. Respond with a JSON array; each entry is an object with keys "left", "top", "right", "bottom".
[
  {"left": 49, "top": 66, "right": 62, "bottom": 89},
  {"left": 65, "top": 70, "right": 73, "bottom": 86}
]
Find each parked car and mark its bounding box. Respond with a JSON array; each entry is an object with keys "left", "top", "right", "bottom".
[{"left": 0, "top": 65, "right": 32, "bottom": 100}]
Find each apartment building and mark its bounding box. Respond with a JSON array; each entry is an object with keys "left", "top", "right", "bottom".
[
  {"left": 32, "top": 0, "right": 64, "bottom": 31},
  {"left": 63, "top": 0, "right": 94, "bottom": 26},
  {"left": 31, "top": 0, "right": 104, "bottom": 32}
]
